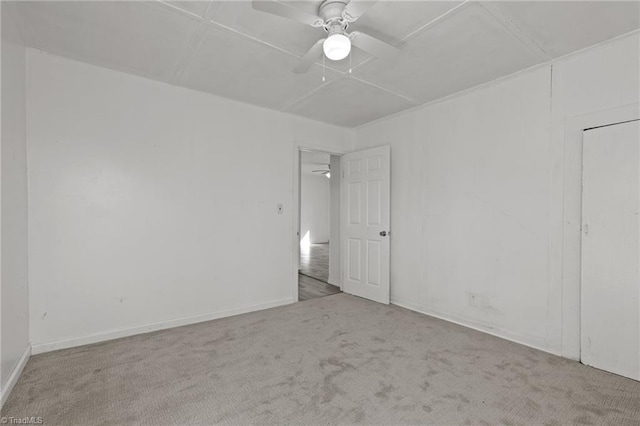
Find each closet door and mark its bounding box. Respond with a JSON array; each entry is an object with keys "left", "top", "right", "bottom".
[{"left": 581, "top": 120, "right": 640, "bottom": 381}]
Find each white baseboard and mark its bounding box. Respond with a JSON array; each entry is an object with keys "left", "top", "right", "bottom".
[
  {"left": 31, "top": 297, "right": 295, "bottom": 355},
  {"left": 1, "top": 344, "right": 31, "bottom": 409},
  {"left": 391, "top": 298, "right": 562, "bottom": 357}
]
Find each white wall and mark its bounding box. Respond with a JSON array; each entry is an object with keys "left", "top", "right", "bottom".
[
  {"left": 552, "top": 33, "right": 640, "bottom": 359},
  {"left": 16, "top": 26, "right": 640, "bottom": 363},
  {"left": 300, "top": 172, "right": 330, "bottom": 244},
  {"left": 26, "top": 50, "right": 352, "bottom": 352},
  {"left": 354, "top": 32, "right": 639, "bottom": 357},
  {"left": 1, "top": 6, "right": 30, "bottom": 399}
]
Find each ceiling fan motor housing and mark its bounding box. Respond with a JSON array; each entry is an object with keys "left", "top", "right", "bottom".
[{"left": 319, "top": 0, "right": 349, "bottom": 32}]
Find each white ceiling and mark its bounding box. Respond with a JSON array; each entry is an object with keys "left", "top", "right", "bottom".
[{"left": 5, "top": 1, "right": 640, "bottom": 127}]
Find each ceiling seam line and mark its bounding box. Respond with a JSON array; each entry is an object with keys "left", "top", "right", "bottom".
[
  {"left": 401, "top": 0, "right": 472, "bottom": 43},
  {"left": 156, "top": 0, "right": 346, "bottom": 75},
  {"left": 349, "top": 76, "right": 419, "bottom": 104},
  {"left": 153, "top": 1, "right": 346, "bottom": 109},
  {"left": 151, "top": 0, "right": 347, "bottom": 76},
  {"left": 281, "top": 78, "right": 341, "bottom": 112},
  {"left": 202, "top": 0, "right": 219, "bottom": 21},
  {"left": 158, "top": 0, "right": 469, "bottom": 79},
  {"left": 205, "top": 19, "right": 346, "bottom": 74},
  {"left": 170, "top": 23, "right": 209, "bottom": 84},
  {"left": 282, "top": 73, "right": 419, "bottom": 115},
  {"left": 150, "top": 0, "right": 215, "bottom": 83},
  {"left": 353, "top": 25, "right": 640, "bottom": 131},
  {"left": 477, "top": 1, "right": 552, "bottom": 61},
  {"left": 152, "top": 1, "right": 207, "bottom": 23},
  {"left": 348, "top": 1, "right": 472, "bottom": 75}
]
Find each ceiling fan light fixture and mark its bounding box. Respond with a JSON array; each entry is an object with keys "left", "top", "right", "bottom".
[{"left": 323, "top": 33, "right": 351, "bottom": 61}]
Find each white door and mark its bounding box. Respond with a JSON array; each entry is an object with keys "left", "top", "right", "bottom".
[
  {"left": 581, "top": 119, "right": 640, "bottom": 381},
  {"left": 341, "top": 145, "right": 390, "bottom": 304}
]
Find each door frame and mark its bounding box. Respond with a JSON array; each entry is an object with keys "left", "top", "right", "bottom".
[
  {"left": 292, "top": 144, "right": 348, "bottom": 302},
  {"left": 560, "top": 102, "right": 639, "bottom": 360}
]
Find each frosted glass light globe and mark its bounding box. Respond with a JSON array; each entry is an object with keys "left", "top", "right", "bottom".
[{"left": 323, "top": 34, "right": 351, "bottom": 61}]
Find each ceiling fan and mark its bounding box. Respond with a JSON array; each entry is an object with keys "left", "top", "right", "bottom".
[
  {"left": 312, "top": 164, "right": 331, "bottom": 177},
  {"left": 252, "top": 0, "right": 400, "bottom": 73}
]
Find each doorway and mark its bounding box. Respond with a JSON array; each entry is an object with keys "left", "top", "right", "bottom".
[
  {"left": 581, "top": 119, "right": 640, "bottom": 381},
  {"left": 293, "top": 145, "right": 392, "bottom": 304},
  {"left": 298, "top": 150, "right": 341, "bottom": 301}
]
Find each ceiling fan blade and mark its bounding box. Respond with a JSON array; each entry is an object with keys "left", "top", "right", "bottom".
[
  {"left": 293, "top": 39, "right": 325, "bottom": 74},
  {"left": 252, "top": 1, "right": 323, "bottom": 27},
  {"left": 349, "top": 31, "right": 399, "bottom": 60},
  {"left": 342, "top": 0, "right": 377, "bottom": 22}
]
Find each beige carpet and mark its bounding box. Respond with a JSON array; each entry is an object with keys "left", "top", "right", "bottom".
[{"left": 3, "top": 293, "right": 640, "bottom": 425}]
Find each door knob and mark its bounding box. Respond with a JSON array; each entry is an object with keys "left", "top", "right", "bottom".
[{"left": 379, "top": 231, "right": 387, "bottom": 237}]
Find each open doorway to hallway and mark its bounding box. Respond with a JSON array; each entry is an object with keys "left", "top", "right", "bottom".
[{"left": 298, "top": 150, "right": 341, "bottom": 301}]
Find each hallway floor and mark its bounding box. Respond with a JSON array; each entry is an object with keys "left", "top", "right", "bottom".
[
  {"left": 298, "top": 273, "right": 340, "bottom": 301},
  {"left": 299, "top": 243, "right": 339, "bottom": 301},
  {"left": 300, "top": 243, "right": 329, "bottom": 282}
]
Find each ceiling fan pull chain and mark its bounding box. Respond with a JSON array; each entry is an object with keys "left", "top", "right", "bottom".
[
  {"left": 322, "top": 54, "right": 326, "bottom": 82},
  {"left": 349, "top": 48, "right": 352, "bottom": 74}
]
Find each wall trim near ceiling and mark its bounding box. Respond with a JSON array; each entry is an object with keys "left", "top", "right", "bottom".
[
  {"left": 30, "top": 298, "right": 295, "bottom": 355},
  {"left": 355, "top": 29, "right": 640, "bottom": 131},
  {"left": 392, "top": 298, "right": 562, "bottom": 358},
  {"left": 0, "top": 345, "right": 32, "bottom": 409}
]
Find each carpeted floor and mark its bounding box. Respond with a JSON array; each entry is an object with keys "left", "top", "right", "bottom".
[{"left": 3, "top": 293, "right": 640, "bottom": 425}]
